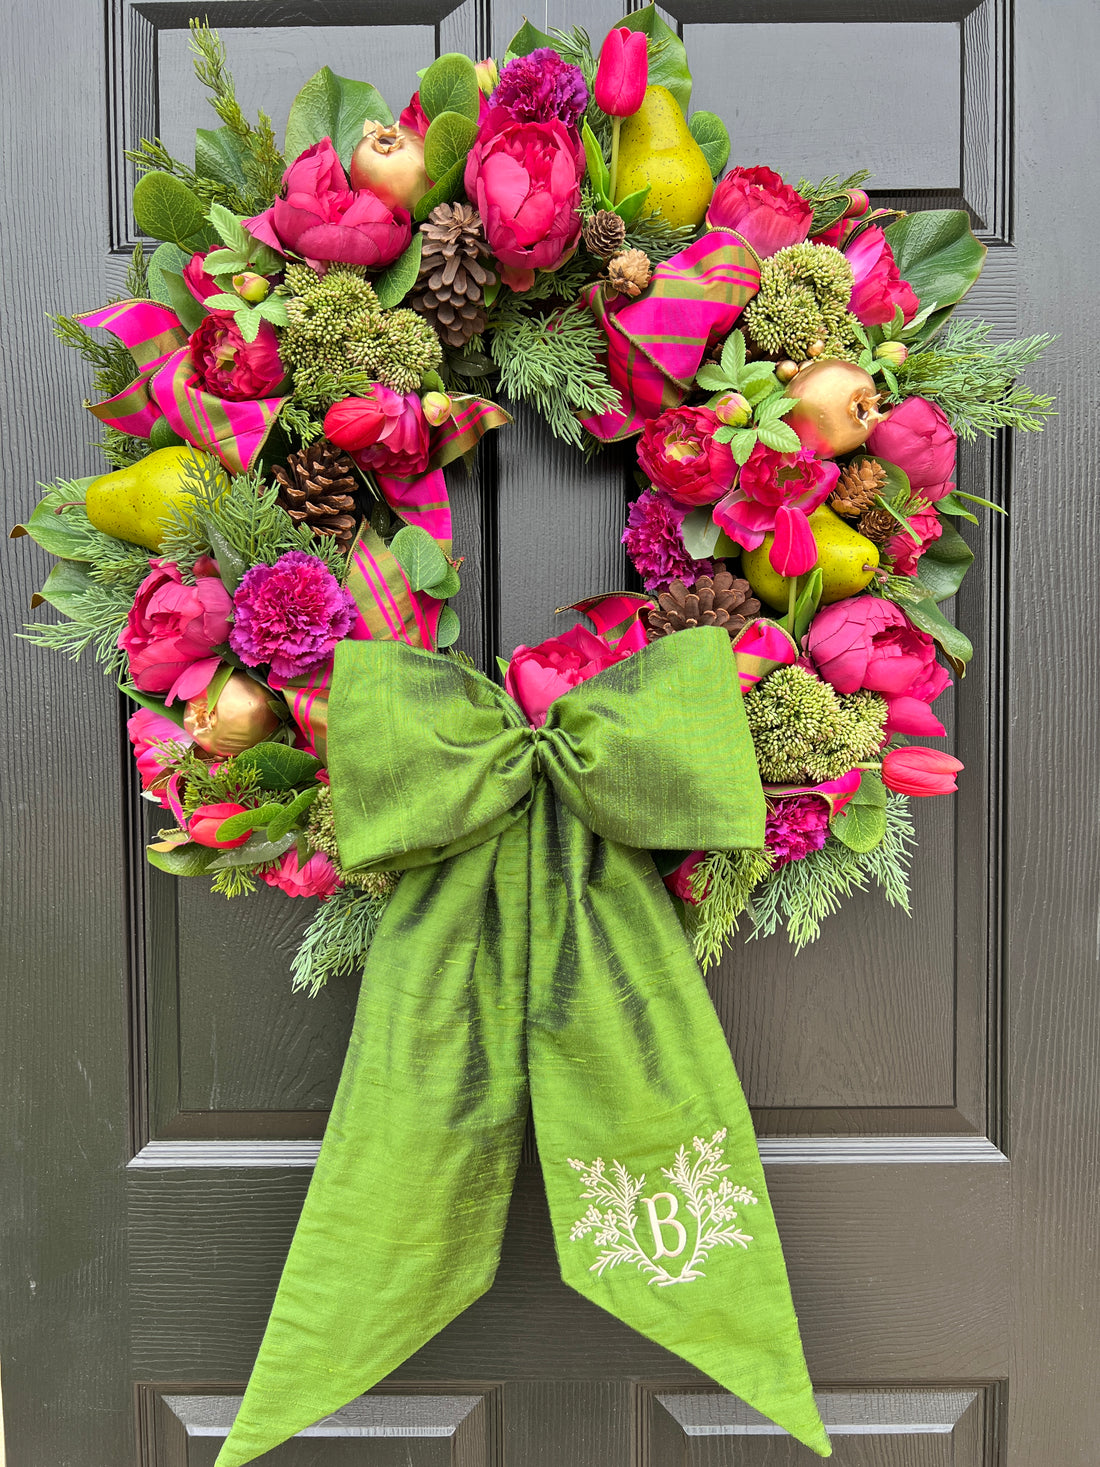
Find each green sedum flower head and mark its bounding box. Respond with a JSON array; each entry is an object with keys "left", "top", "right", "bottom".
[
  {"left": 744, "top": 242, "right": 860, "bottom": 362},
  {"left": 744, "top": 664, "right": 886, "bottom": 784}
]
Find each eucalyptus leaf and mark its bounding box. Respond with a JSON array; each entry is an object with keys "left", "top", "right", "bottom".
[
  {"left": 374, "top": 235, "right": 423, "bottom": 309},
  {"left": 688, "top": 111, "right": 730, "bottom": 177},
  {"left": 206, "top": 832, "right": 297, "bottom": 870},
  {"left": 147, "top": 241, "right": 190, "bottom": 303},
  {"left": 285, "top": 67, "right": 393, "bottom": 165},
  {"left": 11, "top": 482, "right": 98, "bottom": 558},
  {"left": 850, "top": 769, "right": 887, "bottom": 808},
  {"left": 914, "top": 518, "right": 974, "bottom": 602},
  {"left": 424, "top": 563, "right": 461, "bottom": 600},
  {"left": 234, "top": 741, "right": 323, "bottom": 791},
  {"left": 420, "top": 53, "right": 480, "bottom": 123},
  {"left": 883, "top": 210, "right": 987, "bottom": 340},
  {"left": 828, "top": 800, "right": 887, "bottom": 853},
  {"left": 194, "top": 126, "right": 250, "bottom": 194},
  {"left": 133, "top": 171, "right": 208, "bottom": 247},
  {"left": 389, "top": 524, "right": 448, "bottom": 591},
  {"left": 505, "top": 19, "right": 558, "bottom": 60},
  {"left": 679, "top": 507, "right": 721, "bottom": 560},
  {"left": 31, "top": 558, "right": 94, "bottom": 615},
  {"left": 424, "top": 111, "right": 480, "bottom": 180},
  {"left": 434, "top": 604, "right": 461, "bottom": 649},
  {"left": 413, "top": 158, "right": 466, "bottom": 222},
  {"left": 146, "top": 841, "right": 220, "bottom": 876},
  {"left": 619, "top": 6, "right": 693, "bottom": 114}
]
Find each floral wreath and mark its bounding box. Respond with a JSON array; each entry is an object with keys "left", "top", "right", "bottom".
[{"left": 16, "top": 17, "right": 1053, "bottom": 975}]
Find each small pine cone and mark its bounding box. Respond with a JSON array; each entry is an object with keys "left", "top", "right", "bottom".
[
  {"left": 645, "top": 567, "right": 761, "bottom": 641},
  {"left": 857, "top": 506, "right": 897, "bottom": 544},
  {"left": 582, "top": 210, "right": 627, "bottom": 259},
  {"left": 831, "top": 457, "right": 888, "bottom": 517},
  {"left": 607, "top": 248, "right": 652, "bottom": 299},
  {"left": 411, "top": 202, "right": 495, "bottom": 350},
  {"left": 271, "top": 440, "right": 361, "bottom": 554}
]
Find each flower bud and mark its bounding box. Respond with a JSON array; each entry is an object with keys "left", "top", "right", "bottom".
[
  {"left": 881, "top": 745, "right": 963, "bottom": 796},
  {"left": 188, "top": 801, "right": 254, "bottom": 849},
  {"left": 594, "top": 26, "right": 648, "bottom": 117},
  {"left": 474, "top": 57, "right": 499, "bottom": 95},
  {"left": 712, "top": 390, "right": 752, "bottom": 428},
  {"left": 184, "top": 670, "right": 282, "bottom": 756},
  {"left": 875, "top": 340, "right": 909, "bottom": 368},
  {"left": 421, "top": 390, "right": 454, "bottom": 427},
  {"left": 768, "top": 503, "right": 818, "bottom": 578},
  {"left": 232, "top": 272, "right": 270, "bottom": 303}
]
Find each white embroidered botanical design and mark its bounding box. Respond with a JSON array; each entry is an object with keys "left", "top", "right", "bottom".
[{"left": 567, "top": 1128, "right": 758, "bottom": 1286}]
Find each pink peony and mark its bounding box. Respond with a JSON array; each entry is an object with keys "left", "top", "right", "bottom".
[
  {"left": 246, "top": 138, "right": 411, "bottom": 271},
  {"left": 765, "top": 793, "right": 831, "bottom": 866},
  {"left": 713, "top": 442, "right": 839, "bottom": 551},
  {"left": 806, "top": 596, "right": 951, "bottom": 737},
  {"left": 230, "top": 551, "right": 357, "bottom": 681},
  {"left": 505, "top": 620, "right": 645, "bottom": 728},
  {"left": 705, "top": 166, "right": 813, "bottom": 259},
  {"left": 622, "top": 489, "right": 714, "bottom": 590},
  {"left": 188, "top": 801, "right": 253, "bottom": 849},
  {"left": 493, "top": 49, "right": 588, "bottom": 127},
  {"left": 324, "top": 388, "right": 431, "bottom": 478},
  {"left": 881, "top": 745, "right": 963, "bottom": 796},
  {"left": 262, "top": 848, "right": 342, "bottom": 899},
  {"left": 663, "top": 850, "right": 706, "bottom": 903},
  {"left": 637, "top": 405, "right": 735, "bottom": 507},
  {"left": 464, "top": 111, "right": 585, "bottom": 290},
  {"left": 120, "top": 557, "right": 233, "bottom": 704},
  {"left": 127, "top": 706, "right": 194, "bottom": 804},
  {"left": 182, "top": 250, "right": 224, "bottom": 302},
  {"left": 844, "top": 226, "right": 919, "bottom": 327},
  {"left": 865, "top": 396, "right": 957, "bottom": 502},
  {"left": 399, "top": 92, "right": 432, "bottom": 138},
  {"left": 189, "top": 312, "right": 284, "bottom": 401},
  {"left": 886, "top": 508, "right": 942, "bottom": 576}
]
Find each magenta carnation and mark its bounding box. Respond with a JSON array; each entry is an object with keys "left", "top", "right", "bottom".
[
  {"left": 492, "top": 49, "right": 588, "bottom": 127},
  {"left": 229, "top": 551, "right": 356, "bottom": 680},
  {"left": 765, "top": 794, "right": 831, "bottom": 866},
  {"left": 261, "top": 848, "right": 342, "bottom": 899},
  {"left": 622, "top": 490, "right": 714, "bottom": 591}
]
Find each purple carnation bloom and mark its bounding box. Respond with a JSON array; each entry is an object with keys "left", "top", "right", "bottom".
[
  {"left": 230, "top": 551, "right": 357, "bottom": 680},
  {"left": 764, "top": 795, "right": 831, "bottom": 867},
  {"left": 622, "top": 489, "right": 714, "bottom": 591},
  {"left": 492, "top": 48, "right": 589, "bottom": 127}
]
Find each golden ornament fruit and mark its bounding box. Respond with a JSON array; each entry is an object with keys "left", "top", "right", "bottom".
[
  {"left": 614, "top": 86, "right": 714, "bottom": 228},
  {"left": 350, "top": 122, "right": 429, "bottom": 212},
  {"left": 184, "top": 671, "right": 282, "bottom": 756},
  {"left": 742, "top": 504, "right": 879, "bottom": 609},
  {"left": 783, "top": 359, "right": 886, "bottom": 458},
  {"left": 85, "top": 445, "right": 199, "bottom": 552}
]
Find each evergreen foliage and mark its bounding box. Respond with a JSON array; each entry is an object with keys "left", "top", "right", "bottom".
[
  {"left": 291, "top": 884, "right": 394, "bottom": 995},
  {"left": 687, "top": 849, "right": 775, "bottom": 971},
  {"left": 487, "top": 300, "right": 619, "bottom": 448}
]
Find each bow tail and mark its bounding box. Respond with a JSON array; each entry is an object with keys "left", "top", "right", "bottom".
[
  {"left": 526, "top": 790, "right": 831, "bottom": 1458},
  {"left": 215, "top": 833, "right": 530, "bottom": 1467}
]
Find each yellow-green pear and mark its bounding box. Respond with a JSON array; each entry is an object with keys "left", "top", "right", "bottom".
[
  {"left": 614, "top": 86, "right": 714, "bottom": 228},
  {"left": 85, "top": 445, "right": 200, "bottom": 551},
  {"left": 742, "top": 504, "right": 879, "bottom": 609}
]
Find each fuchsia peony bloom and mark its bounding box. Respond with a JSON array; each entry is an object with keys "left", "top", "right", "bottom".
[
  {"left": 464, "top": 111, "right": 585, "bottom": 290},
  {"left": 881, "top": 745, "right": 963, "bottom": 796},
  {"left": 120, "top": 557, "right": 233, "bottom": 704},
  {"left": 182, "top": 250, "right": 224, "bottom": 303},
  {"left": 324, "top": 388, "right": 431, "bottom": 477},
  {"left": 886, "top": 508, "right": 942, "bottom": 576},
  {"left": 188, "top": 801, "right": 254, "bottom": 849},
  {"left": 663, "top": 850, "right": 706, "bottom": 904},
  {"left": 705, "top": 166, "right": 813, "bottom": 259},
  {"left": 593, "top": 27, "right": 648, "bottom": 117},
  {"left": 493, "top": 48, "right": 589, "bottom": 127},
  {"left": 806, "top": 596, "right": 951, "bottom": 737},
  {"left": 127, "top": 706, "right": 194, "bottom": 804},
  {"left": 622, "top": 489, "right": 714, "bottom": 590},
  {"left": 637, "top": 405, "right": 735, "bottom": 507},
  {"left": 505, "top": 620, "right": 646, "bottom": 728},
  {"left": 764, "top": 794, "right": 832, "bottom": 866},
  {"left": 246, "top": 138, "right": 411, "bottom": 271},
  {"left": 189, "top": 312, "right": 284, "bottom": 401},
  {"left": 844, "top": 226, "right": 919, "bottom": 327},
  {"left": 230, "top": 551, "right": 357, "bottom": 680},
  {"left": 866, "top": 395, "right": 957, "bottom": 502},
  {"left": 262, "top": 848, "right": 342, "bottom": 899},
  {"left": 713, "top": 442, "right": 839, "bottom": 551}
]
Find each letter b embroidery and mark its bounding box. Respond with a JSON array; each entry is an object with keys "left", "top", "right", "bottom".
[{"left": 643, "top": 1192, "right": 686, "bottom": 1258}]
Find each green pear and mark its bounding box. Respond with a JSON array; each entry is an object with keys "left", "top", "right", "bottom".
[
  {"left": 742, "top": 504, "right": 879, "bottom": 609},
  {"left": 85, "top": 445, "right": 199, "bottom": 552},
  {"left": 615, "top": 86, "right": 714, "bottom": 229}
]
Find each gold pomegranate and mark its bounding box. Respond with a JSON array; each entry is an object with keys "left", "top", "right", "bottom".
[
  {"left": 350, "top": 122, "right": 430, "bottom": 211},
  {"left": 184, "top": 671, "right": 282, "bottom": 756},
  {"left": 782, "top": 359, "right": 886, "bottom": 458}
]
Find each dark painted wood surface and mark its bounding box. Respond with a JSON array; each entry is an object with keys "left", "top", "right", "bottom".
[{"left": 2, "top": 0, "right": 1098, "bottom": 1463}]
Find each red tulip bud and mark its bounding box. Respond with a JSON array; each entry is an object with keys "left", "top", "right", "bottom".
[
  {"left": 881, "top": 745, "right": 963, "bottom": 796},
  {"left": 769, "top": 504, "right": 818, "bottom": 578},
  {"left": 594, "top": 27, "right": 648, "bottom": 117},
  {"left": 188, "top": 801, "right": 254, "bottom": 848}
]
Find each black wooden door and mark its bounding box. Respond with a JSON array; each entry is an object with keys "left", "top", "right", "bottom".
[{"left": 3, "top": 0, "right": 1098, "bottom": 1463}]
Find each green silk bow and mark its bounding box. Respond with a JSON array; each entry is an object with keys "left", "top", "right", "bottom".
[{"left": 216, "top": 628, "right": 830, "bottom": 1465}]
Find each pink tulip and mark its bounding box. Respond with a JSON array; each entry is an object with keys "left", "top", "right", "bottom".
[
  {"left": 881, "top": 746, "right": 963, "bottom": 796},
  {"left": 769, "top": 504, "right": 818, "bottom": 577},
  {"left": 188, "top": 802, "right": 253, "bottom": 848},
  {"left": 594, "top": 27, "right": 648, "bottom": 117}
]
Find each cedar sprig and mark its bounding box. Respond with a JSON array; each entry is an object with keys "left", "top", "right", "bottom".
[
  {"left": 124, "top": 138, "right": 248, "bottom": 214},
  {"left": 188, "top": 21, "right": 285, "bottom": 208},
  {"left": 686, "top": 849, "right": 775, "bottom": 971},
  {"left": 19, "top": 584, "right": 132, "bottom": 675},
  {"left": 487, "top": 300, "right": 619, "bottom": 448},
  {"left": 291, "top": 884, "right": 394, "bottom": 995}
]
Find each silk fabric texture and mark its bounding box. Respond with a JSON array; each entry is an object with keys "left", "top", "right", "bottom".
[{"left": 216, "top": 628, "right": 830, "bottom": 1464}]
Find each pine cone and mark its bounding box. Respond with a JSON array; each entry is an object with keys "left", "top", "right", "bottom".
[
  {"left": 831, "top": 457, "right": 887, "bottom": 517},
  {"left": 857, "top": 506, "right": 897, "bottom": 544},
  {"left": 271, "top": 440, "right": 360, "bottom": 553},
  {"left": 411, "top": 203, "right": 495, "bottom": 350},
  {"left": 582, "top": 210, "right": 626, "bottom": 259},
  {"left": 608, "top": 247, "right": 652, "bottom": 298},
  {"left": 645, "top": 567, "right": 761, "bottom": 641}
]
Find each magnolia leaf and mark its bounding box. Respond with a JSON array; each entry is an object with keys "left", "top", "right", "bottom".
[
  {"left": 10, "top": 482, "right": 98, "bottom": 558},
  {"left": 194, "top": 126, "right": 250, "bottom": 193},
  {"left": 891, "top": 592, "right": 973, "bottom": 667},
  {"left": 265, "top": 785, "right": 321, "bottom": 842},
  {"left": 206, "top": 831, "right": 297, "bottom": 870},
  {"left": 30, "top": 558, "right": 94, "bottom": 614},
  {"left": 688, "top": 111, "right": 730, "bottom": 177},
  {"left": 146, "top": 841, "right": 220, "bottom": 876},
  {"left": 914, "top": 518, "right": 974, "bottom": 602},
  {"left": 829, "top": 799, "right": 887, "bottom": 852},
  {"left": 420, "top": 53, "right": 480, "bottom": 123},
  {"left": 234, "top": 741, "right": 323, "bottom": 791},
  {"left": 133, "top": 171, "right": 207, "bottom": 246},
  {"left": 614, "top": 185, "right": 652, "bottom": 225},
  {"left": 434, "top": 604, "right": 461, "bottom": 649},
  {"left": 695, "top": 365, "right": 733, "bottom": 393},
  {"left": 505, "top": 20, "right": 558, "bottom": 60},
  {"left": 756, "top": 421, "right": 801, "bottom": 453},
  {"left": 720, "top": 331, "right": 746, "bottom": 381},
  {"left": 883, "top": 210, "right": 987, "bottom": 341},
  {"left": 374, "top": 234, "right": 423, "bottom": 309},
  {"left": 424, "top": 110, "right": 480, "bottom": 180},
  {"left": 412, "top": 158, "right": 466, "bottom": 222},
  {"left": 120, "top": 684, "right": 187, "bottom": 724},
  {"left": 285, "top": 68, "right": 392, "bottom": 165},
  {"left": 390, "top": 524, "right": 449, "bottom": 590},
  {"left": 424, "top": 562, "right": 460, "bottom": 600},
  {"left": 581, "top": 121, "right": 611, "bottom": 205},
  {"left": 620, "top": 5, "right": 693, "bottom": 114},
  {"left": 730, "top": 429, "right": 758, "bottom": 465},
  {"left": 679, "top": 507, "right": 721, "bottom": 560}
]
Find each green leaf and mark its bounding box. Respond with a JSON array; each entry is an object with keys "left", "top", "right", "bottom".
[
  {"left": 120, "top": 684, "right": 186, "bottom": 724},
  {"left": 255, "top": 296, "right": 288, "bottom": 326},
  {"left": 419, "top": 53, "right": 481, "bottom": 124},
  {"left": 206, "top": 831, "right": 297, "bottom": 870},
  {"left": 754, "top": 391, "right": 795, "bottom": 424},
  {"left": 791, "top": 567, "right": 823, "bottom": 646},
  {"left": 11, "top": 481, "right": 98, "bottom": 558},
  {"left": 235, "top": 307, "right": 263, "bottom": 343},
  {"left": 883, "top": 210, "right": 987, "bottom": 340},
  {"left": 829, "top": 799, "right": 887, "bottom": 853},
  {"left": 739, "top": 360, "right": 780, "bottom": 386},
  {"left": 412, "top": 157, "right": 466, "bottom": 222},
  {"left": 203, "top": 247, "right": 250, "bottom": 276},
  {"left": 892, "top": 592, "right": 973, "bottom": 668},
  {"left": 284, "top": 67, "right": 393, "bottom": 166},
  {"left": 146, "top": 841, "right": 220, "bottom": 876},
  {"left": 730, "top": 429, "right": 758, "bottom": 466},
  {"left": 234, "top": 741, "right": 323, "bottom": 791},
  {"left": 914, "top": 517, "right": 974, "bottom": 602},
  {"left": 945, "top": 488, "right": 1007, "bottom": 516},
  {"left": 194, "top": 126, "right": 250, "bottom": 194},
  {"left": 695, "top": 365, "right": 733, "bottom": 393},
  {"left": 688, "top": 111, "right": 730, "bottom": 177},
  {"left": 679, "top": 507, "right": 721, "bottom": 560},
  {"left": 133, "top": 171, "right": 208, "bottom": 247},
  {"left": 147, "top": 241, "right": 190, "bottom": 303},
  {"left": 742, "top": 374, "right": 780, "bottom": 406},
  {"left": 31, "top": 558, "right": 94, "bottom": 615},
  {"left": 850, "top": 768, "right": 888, "bottom": 808},
  {"left": 720, "top": 331, "right": 746, "bottom": 381},
  {"left": 424, "top": 111, "right": 480, "bottom": 181},
  {"left": 205, "top": 291, "right": 244, "bottom": 312},
  {"left": 424, "top": 563, "right": 460, "bottom": 600},
  {"left": 434, "top": 604, "right": 461, "bottom": 649},
  {"left": 157, "top": 268, "right": 205, "bottom": 334},
  {"left": 755, "top": 421, "right": 801, "bottom": 453},
  {"left": 214, "top": 804, "right": 277, "bottom": 841},
  {"left": 614, "top": 185, "right": 652, "bottom": 226},
  {"left": 374, "top": 235, "right": 423, "bottom": 309},
  {"left": 504, "top": 20, "right": 558, "bottom": 60},
  {"left": 389, "top": 524, "right": 448, "bottom": 591},
  {"left": 581, "top": 120, "right": 611, "bottom": 205},
  {"left": 266, "top": 786, "right": 321, "bottom": 842},
  {"left": 620, "top": 6, "right": 693, "bottom": 114}
]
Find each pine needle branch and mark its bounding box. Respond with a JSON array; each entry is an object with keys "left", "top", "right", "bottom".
[
  {"left": 687, "top": 848, "right": 775, "bottom": 971},
  {"left": 487, "top": 300, "right": 619, "bottom": 448},
  {"left": 125, "top": 137, "right": 249, "bottom": 213}
]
